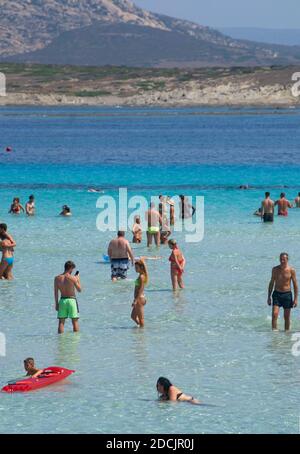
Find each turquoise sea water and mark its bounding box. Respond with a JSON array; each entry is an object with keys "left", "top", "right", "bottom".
[{"left": 0, "top": 107, "right": 300, "bottom": 434}]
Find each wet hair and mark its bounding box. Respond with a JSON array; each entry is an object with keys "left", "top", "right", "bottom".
[
  {"left": 135, "top": 258, "right": 148, "bottom": 284},
  {"left": 156, "top": 377, "right": 173, "bottom": 393},
  {"left": 280, "top": 193, "right": 285, "bottom": 198},
  {"left": 265, "top": 192, "right": 270, "bottom": 197},
  {"left": 280, "top": 252, "right": 289, "bottom": 260},
  {"left": 117, "top": 231, "right": 125, "bottom": 237},
  {"left": 64, "top": 261, "right": 76, "bottom": 271},
  {"left": 168, "top": 239, "right": 177, "bottom": 248},
  {"left": 63, "top": 205, "right": 70, "bottom": 212},
  {"left": 24, "top": 357, "right": 35, "bottom": 367},
  {"left": 298, "top": 192, "right": 300, "bottom": 197},
  {"left": 13, "top": 198, "right": 20, "bottom": 203},
  {"left": 0, "top": 223, "right": 7, "bottom": 232},
  {"left": 29, "top": 195, "right": 34, "bottom": 200}
]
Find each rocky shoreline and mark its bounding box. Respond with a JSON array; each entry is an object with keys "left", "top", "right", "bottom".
[{"left": 0, "top": 64, "right": 299, "bottom": 107}]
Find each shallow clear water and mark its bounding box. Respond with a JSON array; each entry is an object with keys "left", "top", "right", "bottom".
[{"left": 0, "top": 107, "right": 300, "bottom": 434}]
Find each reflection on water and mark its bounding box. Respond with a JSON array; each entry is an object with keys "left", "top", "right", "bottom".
[{"left": 54, "top": 333, "right": 81, "bottom": 366}]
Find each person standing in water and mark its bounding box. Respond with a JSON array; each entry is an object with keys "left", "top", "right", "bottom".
[
  {"left": 156, "top": 377, "right": 200, "bottom": 404},
  {"left": 168, "top": 239, "right": 185, "bottom": 291},
  {"left": 25, "top": 195, "right": 35, "bottom": 216},
  {"left": 9, "top": 198, "right": 25, "bottom": 215},
  {"left": 261, "top": 192, "right": 275, "bottom": 223},
  {"left": 0, "top": 224, "right": 16, "bottom": 280},
  {"left": 54, "top": 261, "right": 82, "bottom": 334},
  {"left": 131, "top": 259, "right": 148, "bottom": 328},
  {"left": 179, "top": 195, "right": 195, "bottom": 220},
  {"left": 267, "top": 253, "right": 298, "bottom": 331},
  {"left": 145, "top": 203, "right": 162, "bottom": 247},
  {"left": 275, "top": 193, "right": 292, "bottom": 216},
  {"left": 167, "top": 197, "right": 175, "bottom": 226},
  {"left": 132, "top": 216, "right": 142, "bottom": 244},
  {"left": 108, "top": 231, "right": 134, "bottom": 281},
  {"left": 294, "top": 192, "right": 300, "bottom": 208}
]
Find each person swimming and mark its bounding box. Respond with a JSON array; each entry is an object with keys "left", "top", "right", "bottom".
[
  {"left": 131, "top": 259, "right": 148, "bottom": 328},
  {"left": 60, "top": 205, "right": 72, "bottom": 217},
  {"left": 156, "top": 377, "right": 200, "bottom": 404}
]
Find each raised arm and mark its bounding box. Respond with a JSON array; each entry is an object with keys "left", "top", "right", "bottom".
[
  {"left": 2, "top": 232, "right": 16, "bottom": 247},
  {"left": 72, "top": 275, "right": 82, "bottom": 293},
  {"left": 268, "top": 268, "right": 276, "bottom": 305},
  {"left": 291, "top": 268, "right": 298, "bottom": 308}
]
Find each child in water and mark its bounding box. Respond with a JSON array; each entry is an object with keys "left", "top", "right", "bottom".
[{"left": 24, "top": 358, "right": 43, "bottom": 378}]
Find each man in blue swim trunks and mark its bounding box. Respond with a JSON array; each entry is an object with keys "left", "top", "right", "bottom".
[
  {"left": 107, "top": 231, "right": 134, "bottom": 281},
  {"left": 54, "top": 261, "right": 82, "bottom": 334},
  {"left": 267, "top": 253, "right": 298, "bottom": 331}
]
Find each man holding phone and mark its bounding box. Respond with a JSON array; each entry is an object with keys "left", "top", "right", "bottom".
[{"left": 54, "top": 261, "right": 82, "bottom": 334}]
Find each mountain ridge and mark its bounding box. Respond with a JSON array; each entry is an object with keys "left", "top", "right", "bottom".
[{"left": 1, "top": 0, "right": 300, "bottom": 67}]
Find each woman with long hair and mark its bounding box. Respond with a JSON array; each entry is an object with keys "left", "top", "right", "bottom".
[
  {"left": 131, "top": 259, "right": 148, "bottom": 328},
  {"left": 156, "top": 377, "right": 200, "bottom": 404}
]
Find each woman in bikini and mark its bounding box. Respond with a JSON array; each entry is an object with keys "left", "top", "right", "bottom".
[
  {"left": 9, "top": 198, "right": 25, "bottom": 215},
  {"left": 131, "top": 259, "right": 148, "bottom": 328},
  {"left": 168, "top": 239, "right": 185, "bottom": 291},
  {"left": 156, "top": 377, "right": 200, "bottom": 404},
  {"left": 0, "top": 235, "right": 16, "bottom": 280}
]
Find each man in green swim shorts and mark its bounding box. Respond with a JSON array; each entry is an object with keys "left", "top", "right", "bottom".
[
  {"left": 54, "top": 261, "right": 82, "bottom": 334},
  {"left": 145, "top": 203, "right": 162, "bottom": 247}
]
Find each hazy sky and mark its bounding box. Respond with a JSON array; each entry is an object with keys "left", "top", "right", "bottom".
[{"left": 134, "top": 0, "right": 300, "bottom": 29}]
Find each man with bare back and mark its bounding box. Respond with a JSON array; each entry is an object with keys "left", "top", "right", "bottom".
[
  {"left": 275, "top": 193, "right": 292, "bottom": 217},
  {"left": 267, "top": 253, "right": 298, "bottom": 331},
  {"left": 54, "top": 261, "right": 82, "bottom": 334},
  {"left": 261, "top": 192, "right": 274, "bottom": 223}
]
